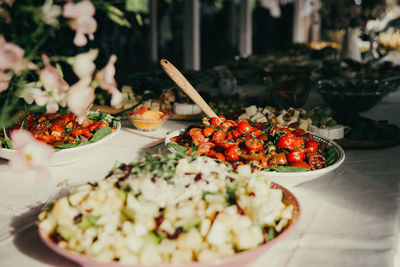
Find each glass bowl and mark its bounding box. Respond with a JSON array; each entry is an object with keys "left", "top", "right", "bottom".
[
  {"left": 128, "top": 113, "right": 169, "bottom": 131},
  {"left": 315, "top": 78, "right": 397, "bottom": 112}
]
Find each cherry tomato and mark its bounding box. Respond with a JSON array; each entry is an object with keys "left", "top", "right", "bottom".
[
  {"left": 225, "top": 146, "right": 240, "bottom": 162},
  {"left": 214, "top": 152, "right": 226, "bottom": 162},
  {"left": 269, "top": 153, "right": 287, "bottom": 166},
  {"left": 198, "top": 142, "right": 215, "bottom": 155},
  {"left": 307, "top": 140, "right": 319, "bottom": 148},
  {"left": 276, "top": 135, "right": 295, "bottom": 149},
  {"left": 189, "top": 128, "right": 205, "bottom": 146},
  {"left": 292, "top": 128, "right": 306, "bottom": 136},
  {"left": 245, "top": 138, "right": 263, "bottom": 152},
  {"left": 212, "top": 130, "right": 226, "bottom": 141},
  {"left": 206, "top": 150, "right": 216, "bottom": 157},
  {"left": 257, "top": 133, "right": 268, "bottom": 141},
  {"left": 287, "top": 150, "right": 305, "bottom": 162},
  {"left": 305, "top": 146, "right": 318, "bottom": 153},
  {"left": 289, "top": 161, "right": 311, "bottom": 170},
  {"left": 215, "top": 140, "right": 237, "bottom": 150},
  {"left": 251, "top": 129, "right": 263, "bottom": 137},
  {"left": 292, "top": 138, "right": 304, "bottom": 149},
  {"left": 305, "top": 140, "right": 319, "bottom": 153},
  {"left": 210, "top": 115, "right": 226, "bottom": 128},
  {"left": 221, "top": 120, "right": 237, "bottom": 131},
  {"left": 237, "top": 118, "right": 249, "bottom": 123},
  {"left": 237, "top": 121, "right": 252, "bottom": 135},
  {"left": 230, "top": 130, "right": 240, "bottom": 139},
  {"left": 202, "top": 127, "right": 215, "bottom": 137}
]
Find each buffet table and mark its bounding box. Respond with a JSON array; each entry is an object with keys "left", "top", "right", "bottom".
[{"left": 0, "top": 88, "right": 399, "bottom": 267}]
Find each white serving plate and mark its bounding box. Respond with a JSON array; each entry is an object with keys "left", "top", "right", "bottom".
[
  {"left": 165, "top": 129, "right": 345, "bottom": 188},
  {"left": 0, "top": 123, "right": 121, "bottom": 166}
]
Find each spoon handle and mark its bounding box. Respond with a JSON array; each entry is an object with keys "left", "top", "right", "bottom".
[{"left": 160, "top": 59, "right": 217, "bottom": 118}]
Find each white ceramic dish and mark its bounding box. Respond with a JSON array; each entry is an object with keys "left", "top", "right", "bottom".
[
  {"left": 165, "top": 129, "right": 345, "bottom": 188},
  {"left": 0, "top": 123, "right": 121, "bottom": 166},
  {"left": 38, "top": 181, "right": 300, "bottom": 267}
]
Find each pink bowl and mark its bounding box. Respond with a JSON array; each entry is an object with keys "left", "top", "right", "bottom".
[{"left": 38, "top": 182, "right": 300, "bottom": 267}]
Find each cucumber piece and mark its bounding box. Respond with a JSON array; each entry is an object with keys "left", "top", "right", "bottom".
[
  {"left": 147, "top": 231, "right": 162, "bottom": 244},
  {"left": 58, "top": 225, "right": 75, "bottom": 241},
  {"left": 79, "top": 215, "right": 100, "bottom": 230},
  {"left": 183, "top": 217, "right": 201, "bottom": 232}
]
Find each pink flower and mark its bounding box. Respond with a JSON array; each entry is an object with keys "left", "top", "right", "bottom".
[
  {"left": 38, "top": 60, "right": 69, "bottom": 113},
  {"left": 63, "top": 0, "right": 97, "bottom": 47},
  {"left": 0, "top": 35, "right": 33, "bottom": 74},
  {"left": 67, "top": 77, "right": 95, "bottom": 120},
  {"left": 9, "top": 130, "right": 53, "bottom": 181},
  {"left": 0, "top": 0, "right": 15, "bottom": 6},
  {"left": 0, "top": 71, "right": 11, "bottom": 92},
  {"left": 95, "top": 54, "right": 122, "bottom": 107}
]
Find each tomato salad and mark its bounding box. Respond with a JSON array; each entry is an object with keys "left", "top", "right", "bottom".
[
  {"left": 168, "top": 115, "right": 337, "bottom": 171},
  {"left": 0, "top": 111, "right": 120, "bottom": 150}
]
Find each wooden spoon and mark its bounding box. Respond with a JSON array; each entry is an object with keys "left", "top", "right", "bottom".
[{"left": 160, "top": 59, "right": 217, "bottom": 118}]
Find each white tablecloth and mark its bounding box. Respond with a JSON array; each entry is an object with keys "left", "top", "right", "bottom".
[{"left": 0, "top": 89, "right": 399, "bottom": 267}]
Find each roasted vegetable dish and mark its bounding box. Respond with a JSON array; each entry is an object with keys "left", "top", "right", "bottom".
[
  {"left": 1, "top": 111, "right": 120, "bottom": 150},
  {"left": 168, "top": 116, "right": 337, "bottom": 171}
]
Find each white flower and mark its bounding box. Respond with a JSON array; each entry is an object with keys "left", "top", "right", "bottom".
[
  {"left": 41, "top": 0, "right": 62, "bottom": 26},
  {"left": 70, "top": 49, "right": 98, "bottom": 78},
  {"left": 19, "top": 82, "right": 42, "bottom": 104},
  {"left": 9, "top": 130, "right": 53, "bottom": 181}
]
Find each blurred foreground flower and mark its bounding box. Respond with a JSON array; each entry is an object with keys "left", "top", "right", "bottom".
[
  {"left": 67, "top": 77, "right": 95, "bottom": 121},
  {"left": 70, "top": 49, "right": 98, "bottom": 78},
  {"left": 0, "top": 35, "right": 34, "bottom": 76},
  {"left": 38, "top": 58, "right": 69, "bottom": 113},
  {"left": 63, "top": 0, "right": 97, "bottom": 47},
  {"left": 95, "top": 54, "right": 122, "bottom": 107},
  {"left": 40, "top": 0, "right": 62, "bottom": 26},
  {"left": 9, "top": 130, "right": 53, "bottom": 181}
]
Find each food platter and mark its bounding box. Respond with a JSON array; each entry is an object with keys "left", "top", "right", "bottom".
[
  {"left": 165, "top": 129, "right": 345, "bottom": 188},
  {"left": 0, "top": 122, "right": 121, "bottom": 166},
  {"left": 38, "top": 180, "right": 299, "bottom": 267}
]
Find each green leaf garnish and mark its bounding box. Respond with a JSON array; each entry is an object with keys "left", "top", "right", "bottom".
[
  {"left": 166, "top": 141, "right": 187, "bottom": 153},
  {"left": 262, "top": 166, "right": 309, "bottom": 172}
]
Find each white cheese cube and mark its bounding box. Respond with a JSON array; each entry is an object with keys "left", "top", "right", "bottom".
[
  {"left": 140, "top": 244, "right": 162, "bottom": 265},
  {"left": 245, "top": 105, "right": 258, "bottom": 116},
  {"left": 125, "top": 233, "right": 143, "bottom": 253},
  {"left": 171, "top": 248, "right": 193, "bottom": 264}
]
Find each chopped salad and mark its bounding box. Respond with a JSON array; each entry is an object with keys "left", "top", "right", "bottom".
[{"left": 38, "top": 153, "right": 295, "bottom": 264}]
